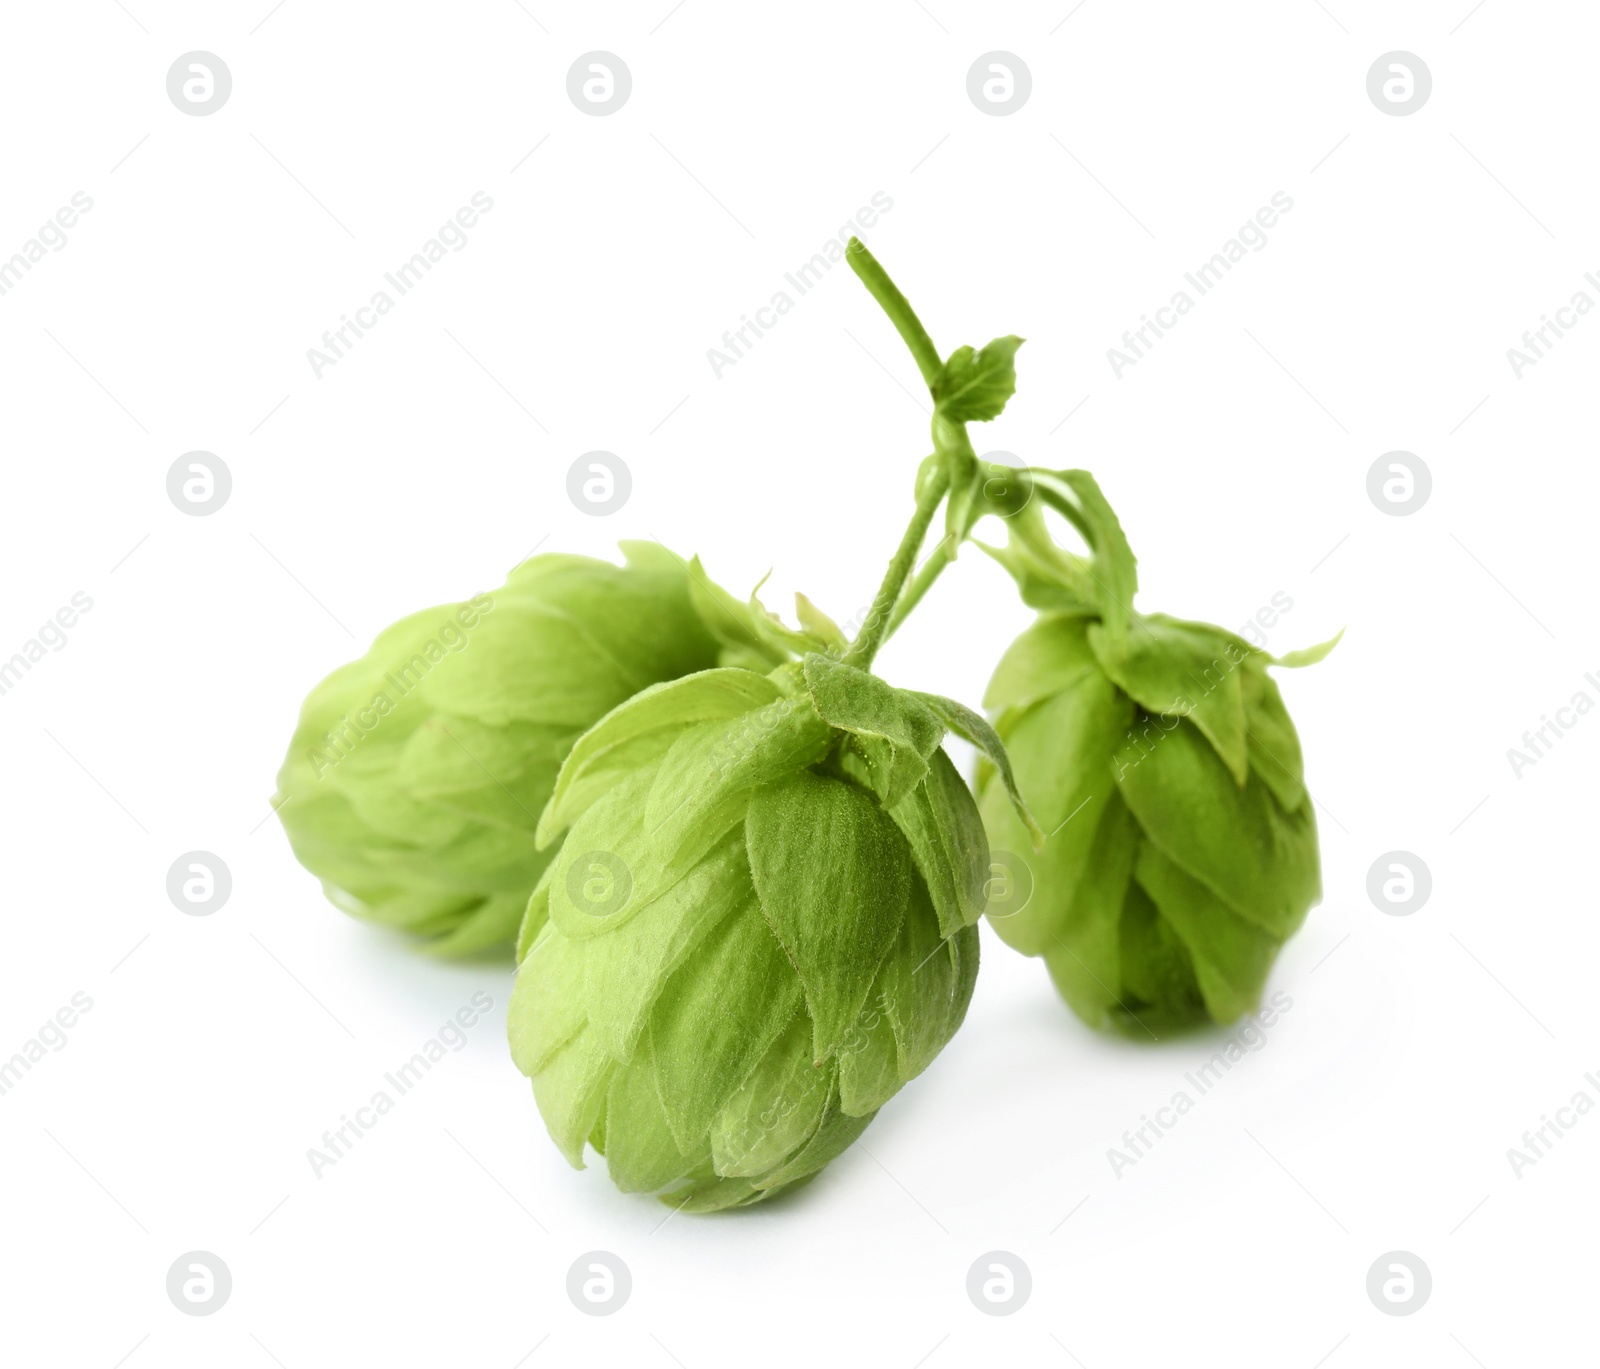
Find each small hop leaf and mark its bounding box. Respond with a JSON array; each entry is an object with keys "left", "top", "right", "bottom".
[
  {"left": 934, "top": 335, "right": 1024, "bottom": 422},
  {"left": 1270, "top": 629, "right": 1344, "bottom": 669}
]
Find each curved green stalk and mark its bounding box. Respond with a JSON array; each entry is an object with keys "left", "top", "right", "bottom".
[
  {"left": 845, "top": 238, "right": 942, "bottom": 389},
  {"left": 843, "top": 466, "right": 950, "bottom": 670},
  {"left": 886, "top": 534, "right": 958, "bottom": 639}
]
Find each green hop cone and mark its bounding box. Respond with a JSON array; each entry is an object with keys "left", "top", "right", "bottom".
[
  {"left": 509, "top": 649, "right": 1018, "bottom": 1211},
  {"left": 274, "top": 543, "right": 773, "bottom": 955},
  {"left": 975, "top": 470, "right": 1339, "bottom": 1036}
]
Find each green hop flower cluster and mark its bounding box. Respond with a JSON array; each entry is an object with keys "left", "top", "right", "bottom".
[
  {"left": 272, "top": 239, "right": 1334, "bottom": 1210},
  {"left": 975, "top": 470, "right": 1336, "bottom": 1036},
  {"left": 274, "top": 543, "right": 748, "bottom": 954},
  {"left": 508, "top": 651, "right": 1028, "bottom": 1210}
]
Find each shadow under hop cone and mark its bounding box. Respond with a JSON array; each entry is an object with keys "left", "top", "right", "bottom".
[
  {"left": 274, "top": 543, "right": 748, "bottom": 955},
  {"left": 509, "top": 653, "right": 1008, "bottom": 1211},
  {"left": 975, "top": 470, "right": 1339, "bottom": 1037}
]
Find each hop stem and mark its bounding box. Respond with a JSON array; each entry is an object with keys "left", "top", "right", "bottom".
[
  {"left": 841, "top": 239, "right": 965, "bottom": 662},
  {"left": 844, "top": 465, "right": 950, "bottom": 670},
  {"left": 886, "top": 534, "right": 958, "bottom": 638},
  {"left": 845, "top": 238, "right": 942, "bottom": 389}
]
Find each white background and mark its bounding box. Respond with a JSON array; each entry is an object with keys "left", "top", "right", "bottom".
[{"left": 1, "top": 2, "right": 1594, "bottom": 1365}]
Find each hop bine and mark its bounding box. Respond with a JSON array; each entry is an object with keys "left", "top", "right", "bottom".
[
  {"left": 274, "top": 543, "right": 776, "bottom": 955},
  {"left": 975, "top": 470, "right": 1338, "bottom": 1036}
]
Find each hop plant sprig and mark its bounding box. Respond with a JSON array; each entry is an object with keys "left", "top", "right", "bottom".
[
  {"left": 273, "top": 231, "right": 1340, "bottom": 1222},
  {"left": 838, "top": 244, "right": 1338, "bottom": 1037}
]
